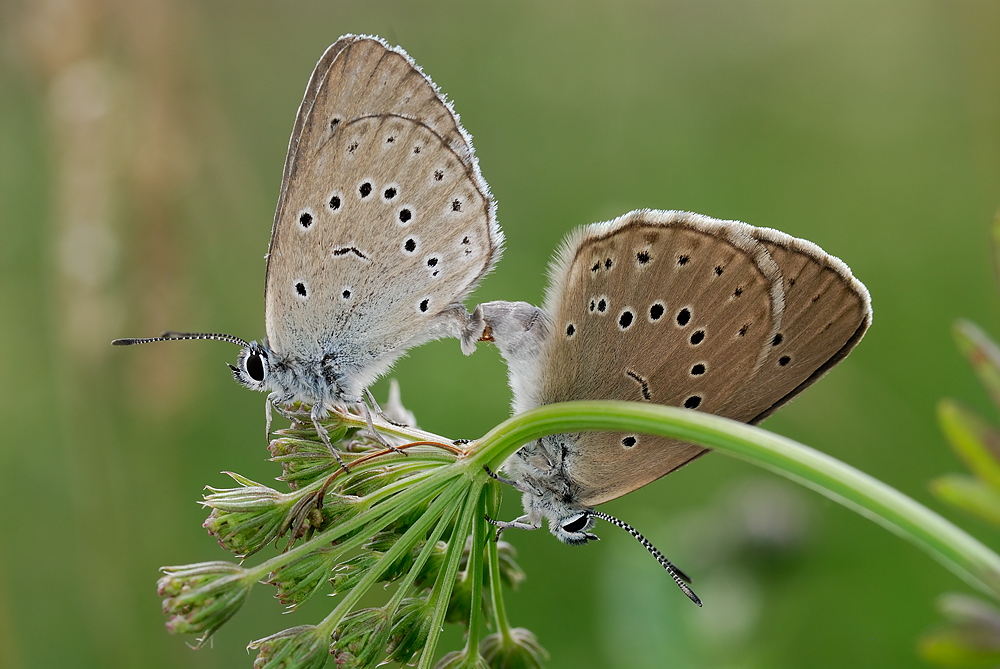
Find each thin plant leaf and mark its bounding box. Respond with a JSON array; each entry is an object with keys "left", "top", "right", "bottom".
[
  {"left": 953, "top": 320, "right": 1000, "bottom": 415},
  {"left": 932, "top": 474, "right": 1000, "bottom": 528},
  {"left": 991, "top": 210, "right": 1000, "bottom": 297},
  {"left": 938, "top": 399, "right": 1000, "bottom": 490},
  {"left": 919, "top": 594, "right": 1000, "bottom": 668}
]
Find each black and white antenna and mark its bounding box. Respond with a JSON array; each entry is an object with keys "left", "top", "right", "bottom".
[
  {"left": 112, "top": 331, "right": 250, "bottom": 348},
  {"left": 590, "top": 510, "right": 702, "bottom": 606}
]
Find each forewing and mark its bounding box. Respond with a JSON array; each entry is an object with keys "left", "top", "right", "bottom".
[{"left": 265, "top": 36, "right": 501, "bottom": 364}]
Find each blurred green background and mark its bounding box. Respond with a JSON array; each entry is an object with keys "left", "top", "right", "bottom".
[{"left": 1, "top": 1, "right": 999, "bottom": 667}]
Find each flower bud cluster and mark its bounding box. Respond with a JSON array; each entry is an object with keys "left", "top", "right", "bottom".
[
  {"left": 479, "top": 627, "right": 549, "bottom": 669},
  {"left": 157, "top": 562, "right": 253, "bottom": 644},
  {"left": 266, "top": 544, "right": 342, "bottom": 609},
  {"left": 249, "top": 625, "right": 329, "bottom": 669}
]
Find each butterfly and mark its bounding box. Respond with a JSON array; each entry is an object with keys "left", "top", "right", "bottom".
[
  {"left": 477, "top": 209, "right": 871, "bottom": 603},
  {"left": 114, "top": 35, "right": 503, "bottom": 468}
]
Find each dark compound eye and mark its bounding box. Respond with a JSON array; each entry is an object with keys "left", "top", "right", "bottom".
[
  {"left": 561, "top": 515, "right": 589, "bottom": 533},
  {"left": 245, "top": 352, "right": 265, "bottom": 382}
]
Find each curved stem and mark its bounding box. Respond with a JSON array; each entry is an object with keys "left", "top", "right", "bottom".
[
  {"left": 468, "top": 400, "right": 1000, "bottom": 598},
  {"left": 487, "top": 529, "right": 513, "bottom": 644}
]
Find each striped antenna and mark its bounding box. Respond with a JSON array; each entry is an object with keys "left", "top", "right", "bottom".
[
  {"left": 590, "top": 510, "right": 702, "bottom": 606},
  {"left": 112, "top": 331, "right": 250, "bottom": 348}
]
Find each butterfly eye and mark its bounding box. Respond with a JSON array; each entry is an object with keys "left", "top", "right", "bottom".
[
  {"left": 561, "top": 514, "right": 589, "bottom": 534},
  {"left": 245, "top": 352, "right": 265, "bottom": 382}
]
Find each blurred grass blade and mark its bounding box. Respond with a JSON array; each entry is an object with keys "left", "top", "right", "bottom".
[
  {"left": 953, "top": 320, "right": 1000, "bottom": 414},
  {"left": 919, "top": 594, "right": 1000, "bottom": 668},
  {"left": 931, "top": 474, "right": 1000, "bottom": 527},
  {"left": 992, "top": 211, "right": 1000, "bottom": 296},
  {"left": 938, "top": 399, "right": 1000, "bottom": 489},
  {"left": 918, "top": 624, "right": 1000, "bottom": 668}
]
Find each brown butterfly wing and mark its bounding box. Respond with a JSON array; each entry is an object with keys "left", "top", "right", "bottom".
[
  {"left": 264, "top": 37, "right": 500, "bottom": 373},
  {"left": 720, "top": 227, "right": 872, "bottom": 424},
  {"left": 537, "top": 211, "right": 786, "bottom": 506},
  {"left": 532, "top": 210, "right": 871, "bottom": 507}
]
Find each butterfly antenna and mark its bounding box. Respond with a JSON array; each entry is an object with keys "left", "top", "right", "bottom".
[
  {"left": 590, "top": 510, "right": 702, "bottom": 607},
  {"left": 112, "top": 331, "right": 251, "bottom": 348}
]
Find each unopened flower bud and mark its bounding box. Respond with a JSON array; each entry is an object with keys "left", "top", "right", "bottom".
[
  {"left": 479, "top": 628, "right": 548, "bottom": 669},
  {"left": 266, "top": 545, "right": 341, "bottom": 608},
  {"left": 330, "top": 606, "right": 392, "bottom": 669},
  {"left": 385, "top": 596, "right": 432, "bottom": 666},
  {"left": 157, "top": 561, "right": 253, "bottom": 645},
  {"left": 249, "top": 625, "right": 329, "bottom": 669}
]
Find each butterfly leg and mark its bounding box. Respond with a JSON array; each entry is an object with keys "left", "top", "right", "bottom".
[
  {"left": 483, "top": 464, "right": 541, "bottom": 496},
  {"left": 358, "top": 397, "right": 407, "bottom": 456},
  {"left": 484, "top": 514, "right": 539, "bottom": 542},
  {"left": 265, "top": 395, "right": 274, "bottom": 442},
  {"left": 311, "top": 403, "right": 351, "bottom": 474},
  {"left": 363, "top": 387, "right": 408, "bottom": 428},
  {"left": 266, "top": 393, "right": 301, "bottom": 440}
]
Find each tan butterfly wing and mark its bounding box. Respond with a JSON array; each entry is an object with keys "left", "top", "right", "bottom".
[
  {"left": 533, "top": 210, "right": 870, "bottom": 507},
  {"left": 264, "top": 36, "right": 501, "bottom": 387},
  {"left": 730, "top": 227, "right": 872, "bottom": 424}
]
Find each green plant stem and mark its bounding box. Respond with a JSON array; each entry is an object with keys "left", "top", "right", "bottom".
[
  {"left": 418, "top": 482, "right": 483, "bottom": 669},
  {"left": 462, "top": 488, "right": 488, "bottom": 656},
  {"left": 246, "top": 468, "right": 458, "bottom": 582},
  {"left": 468, "top": 400, "right": 1000, "bottom": 598},
  {"left": 387, "top": 502, "right": 457, "bottom": 613},
  {"left": 318, "top": 481, "right": 466, "bottom": 636},
  {"left": 486, "top": 526, "right": 513, "bottom": 644}
]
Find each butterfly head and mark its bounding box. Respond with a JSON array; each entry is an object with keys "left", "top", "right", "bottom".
[
  {"left": 229, "top": 341, "right": 272, "bottom": 392},
  {"left": 553, "top": 511, "right": 599, "bottom": 546}
]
